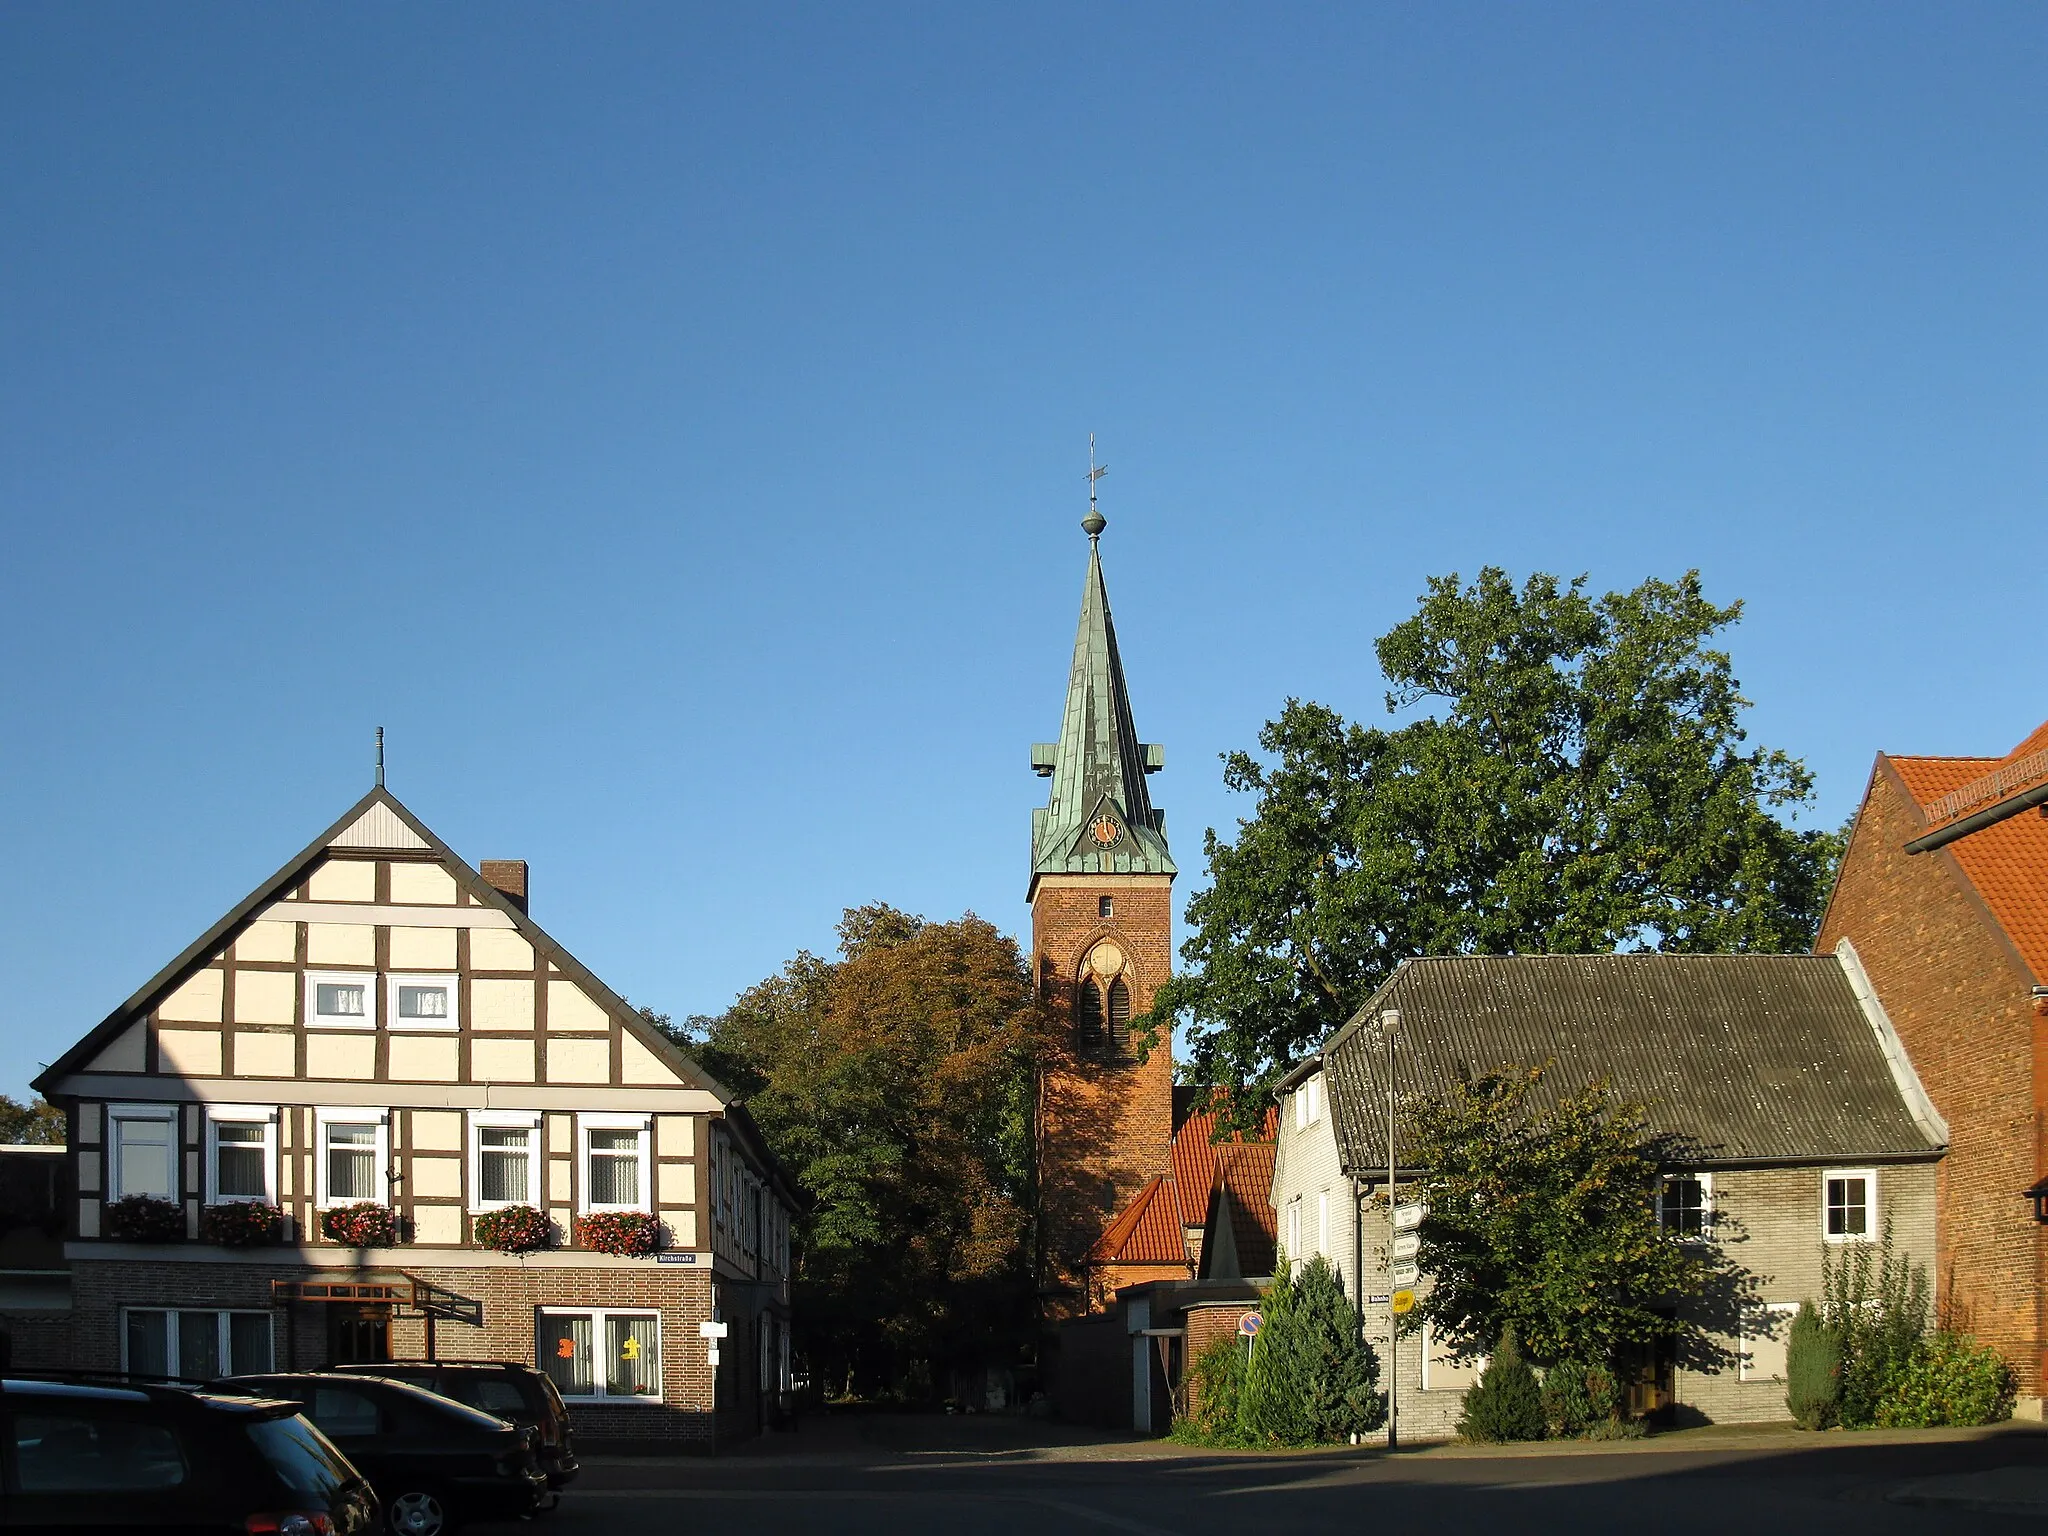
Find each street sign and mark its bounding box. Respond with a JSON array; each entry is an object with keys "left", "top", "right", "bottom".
[
  {"left": 1238, "top": 1311, "right": 1264, "bottom": 1337},
  {"left": 699, "top": 1320, "right": 729, "bottom": 1340},
  {"left": 1391, "top": 1289, "right": 1417, "bottom": 1316},
  {"left": 1392, "top": 1202, "right": 1426, "bottom": 1232},
  {"left": 1366, "top": 1294, "right": 1391, "bottom": 1306},
  {"left": 1390, "top": 1232, "right": 1420, "bottom": 1261},
  {"left": 1391, "top": 1262, "right": 1420, "bottom": 1288},
  {"left": 656, "top": 1252, "right": 699, "bottom": 1265}
]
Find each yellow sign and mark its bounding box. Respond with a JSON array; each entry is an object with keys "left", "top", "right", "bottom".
[{"left": 1390, "top": 1289, "right": 1417, "bottom": 1316}]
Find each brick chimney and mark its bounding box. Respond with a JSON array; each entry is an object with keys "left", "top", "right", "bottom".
[{"left": 480, "top": 860, "right": 528, "bottom": 913}]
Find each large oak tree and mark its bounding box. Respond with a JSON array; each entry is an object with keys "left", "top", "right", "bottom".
[{"left": 1151, "top": 569, "right": 1840, "bottom": 1115}]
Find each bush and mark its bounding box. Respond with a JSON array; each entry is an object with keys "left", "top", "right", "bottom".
[
  {"left": 577, "top": 1211, "right": 661, "bottom": 1257},
  {"left": 1823, "top": 1221, "right": 1928, "bottom": 1428},
  {"left": 103, "top": 1195, "right": 184, "bottom": 1243},
  {"left": 199, "top": 1202, "right": 281, "bottom": 1247},
  {"left": 1542, "top": 1355, "right": 1624, "bottom": 1438},
  {"left": 1874, "top": 1333, "right": 2016, "bottom": 1428},
  {"left": 320, "top": 1202, "right": 398, "bottom": 1247},
  {"left": 474, "top": 1203, "right": 551, "bottom": 1254},
  {"left": 1786, "top": 1301, "right": 1842, "bottom": 1429},
  {"left": 1459, "top": 1323, "right": 1545, "bottom": 1442},
  {"left": 1171, "top": 1255, "right": 1386, "bottom": 1447}
]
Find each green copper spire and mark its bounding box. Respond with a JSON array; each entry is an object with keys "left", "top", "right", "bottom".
[{"left": 1029, "top": 514, "right": 1174, "bottom": 892}]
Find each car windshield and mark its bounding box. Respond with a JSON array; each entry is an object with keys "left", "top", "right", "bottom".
[
  {"left": 460, "top": 1380, "right": 530, "bottom": 1416},
  {"left": 246, "top": 1414, "right": 357, "bottom": 1501}
]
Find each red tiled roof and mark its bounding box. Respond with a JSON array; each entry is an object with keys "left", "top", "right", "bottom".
[
  {"left": 1168, "top": 1105, "right": 1279, "bottom": 1230},
  {"left": 1088, "top": 1175, "right": 1189, "bottom": 1265},
  {"left": 1211, "top": 1141, "right": 1279, "bottom": 1277},
  {"left": 1890, "top": 721, "right": 2048, "bottom": 981}
]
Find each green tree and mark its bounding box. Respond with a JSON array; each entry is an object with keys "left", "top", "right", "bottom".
[
  {"left": 1402, "top": 1067, "right": 1722, "bottom": 1371},
  {"left": 1458, "top": 1323, "right": 1547, "bottom": 1442},
  {"left": 1147, "top": 569, "right": 1840, "bottom": 1116},
  {"left": 676, "top": 905, "right": 1053, "bottom": 1399},
  {"left": 0, "top": 1096, "right": 64, "bottom": 1145}
]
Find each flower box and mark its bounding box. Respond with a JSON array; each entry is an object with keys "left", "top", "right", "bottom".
[
  {"left": 474, "top": 1203, "right": 551, "bottom": 1255},
  {"left": 577, "top": 1211, "right": 661, "bottom": 1257},
  {"left": 103, "top": 1194, "right": 184, "bottom": 1243},
  {"left": 321, "top": 1202, "right": 399, "bottom": 1247},
  {"left": 200, "top": 1201, "right": 282, "bottom": 1247}
]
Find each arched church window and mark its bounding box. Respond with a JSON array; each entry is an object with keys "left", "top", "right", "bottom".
[
  {"left": 1107, "top": 976, "right": 1131, "bottom": 1053},
  {"left": 1075, "top": 978, "right": 1106, "bottom": 1050}
]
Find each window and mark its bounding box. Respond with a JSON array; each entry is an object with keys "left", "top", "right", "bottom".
[
  {"left": 470, "top": 1112, "right": 541, "bottom": 1210},
  {"left": 386, "top": 973, "right": 458, "bottom": 1032},
  {"left": 205, "top": 1106, "right": 277, "bottom": 1204},
  {"left": 1284, "top": 1196, "right": 1302, "bottom": 1266},
  {"left": 315, "top": 1110, "right": 388, "bottom": 1208},
  {"left": 108, "top": 1105, "right": 177, "bottom": 1201},
  {"left": 1106, "top": 977, "right": 1131, "bottom": 1052},
  {"left": 1421, "top": 1321, "right": 1486, "bottom": 1393},
  {"left": 1825, "top": 1170, "right": 1876, "bottom": 1242},
  {"left": 123, "top": 1308, "right": 272, "bottom": 1380},
  {"left": 10, "top": 1412, "right": 187, "bottom": 1492},
  {"left": 1075, "top": 980, "right": 1105, "bottom": 1049},
  {"left": 1099, "top": 896, "right": 1114, "bottom": 919},
  {"left": 578, "top": 1114, "right": 651, "bottom": 1213},
  {"left": 1658, "top": 1174, "right": 1711, "bottom": 1237},
  {"left": 307, "top": 971, "right": 374, "bottom": 1029},
  {"left": 1742, "top": 1302, "right": 1801, "bottom": 1382},
  {"left": 537, "top": 1309, "right": 661, "bottom": 1401}
]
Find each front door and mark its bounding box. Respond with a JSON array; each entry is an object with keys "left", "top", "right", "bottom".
[
  {"left": 1620, "top": 1326, "right": 1677, "bottom": 1422},
  {"left": 328, "top": 1304, "right": 391, "bottom": 1366}
]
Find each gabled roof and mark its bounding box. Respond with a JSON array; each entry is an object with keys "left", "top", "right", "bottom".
[
  {"left": 33, "top": 786, "right": 733, "bottom": 1108},
  {"left": 1888, "top": 723, "right": 2048, "bottom": 980},
  {"left": 1318, "top": 952, "right": 1946, "bottom": 1174},
  {"left": 1202, "top": 1141, "right": 1278, "bottom": 1280},
  {"left": 1169, "top": 1104, "right": 1278, "bottom": 1231},
  {"left": 1030, "top": 520, "right": 1174, "bottom": 893},
  {"left": 1088, "top": 1174, "right": 1189, "bottom": 1266}
]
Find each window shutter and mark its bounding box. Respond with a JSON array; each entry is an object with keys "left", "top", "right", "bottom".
[
  {"left": 1076, "top": 980, "right": 1105, "bottom": 1048},
  {"left": 1107, "top": 977, "right": 1131, "bottom": 1052}
]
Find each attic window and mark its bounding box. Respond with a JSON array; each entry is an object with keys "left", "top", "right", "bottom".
[
  {"left": 1099, "top": 896, "right": 1114, "bottom": 919},
  {"left": 308, "top": 972, "right": 373, "bottom": 1030}
]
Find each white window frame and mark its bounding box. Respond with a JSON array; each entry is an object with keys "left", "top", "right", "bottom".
[
  {"left": 314, "top": 1107, "right": 391, "bottom": 1209},
  {"left": 469, "top": 1110, "right": 543, "bottom": 1213},
  {"left": 385, "top": 972, "right": 460, "bottom": 1032},
  {"left": 1741, "top": 1301, "right": 1802, "bottom": 1382},
  {"left": 1657, "top": 1171, "right": 1714, "bottom": 1238},
  {"left": 204, "top": 1104, "right": 279, "bottom": 1205},
  {"left": 306, "top": 970, "right": 377, "bottom": 1030},
  {"left": 577, "top": 1113, "right": 653, "bottom": 1215},
  {"left": 108, "top": 1102, "right": 179, "bottom": 1202},
  {"left": 1285, "top": 1196, "right": 1302, "bottom": 1266},
  {"left": 536, "top": 1307, "right": 664, "bottom": 1404},
  {"left": 1823, "top": 1168, "right": 1878, "bottom": 1245},
  {"left": 121, "top": 1307, "right": 275, "bottom": 1378},
  {"left": 1293, "top": 1076, "right": 1321, "bottom": 1130}
]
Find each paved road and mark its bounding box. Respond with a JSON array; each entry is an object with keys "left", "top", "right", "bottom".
[{"left": 476, "top": 1417, "right": 2048, "bottom": 1536}]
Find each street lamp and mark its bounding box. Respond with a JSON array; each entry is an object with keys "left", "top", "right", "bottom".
[{"left": 1383, "top": 1007, "right": 1400, "bottom": 1453}]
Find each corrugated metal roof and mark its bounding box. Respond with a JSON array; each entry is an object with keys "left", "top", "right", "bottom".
[{"left": 1322, "top": 953, "right": 1942, "bottom": 1173}]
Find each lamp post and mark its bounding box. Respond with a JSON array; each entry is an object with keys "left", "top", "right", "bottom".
[{"left": 1384, "top": 1006, "right": 1401, "bottom": 1452}]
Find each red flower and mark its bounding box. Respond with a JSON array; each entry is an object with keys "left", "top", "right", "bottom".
[{"left": 577, "top": 1211, "right": 661, "bottom": 1257}]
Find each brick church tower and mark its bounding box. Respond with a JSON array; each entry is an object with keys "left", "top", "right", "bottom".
[{"left": 1030, "top": 495, "right": 1177, "bottom": 1313}]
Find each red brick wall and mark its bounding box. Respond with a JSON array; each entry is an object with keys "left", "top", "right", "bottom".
[
  {"left": 1035, "top": 875, "right": 1176, "bottom": 1310},
  {"left": 1818, "top": 762, "right": 2044, "bottom": 1391},
  {"left": 68, "top": 1258, "right": 739, "bottom": 1444},
  {"left": 0, "top": 1313, "right": 72, "bottom": 1370},
  {"left": 1180, "top": 1303, "right": 1248, "bottom": 1421}
]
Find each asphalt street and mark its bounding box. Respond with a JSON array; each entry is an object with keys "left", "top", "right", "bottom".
[{"left": 474, "top": 1417, "right": 2048, "bottom": 1536}]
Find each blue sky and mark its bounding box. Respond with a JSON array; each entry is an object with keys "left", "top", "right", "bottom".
[{"left": 3, "top": 6, "right": 2043, "bottom": 1097}]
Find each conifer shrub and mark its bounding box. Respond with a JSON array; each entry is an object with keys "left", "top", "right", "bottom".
[
  {"left": 1785, "top": 1301, "right": 1841, "bottom": 1430},
  {"left": 1457, "top": 1323, "right": 1545, "bottom": 1443},
  {"left": 1542, "top": 1354, "right": 1624, "bottom": 1438}
]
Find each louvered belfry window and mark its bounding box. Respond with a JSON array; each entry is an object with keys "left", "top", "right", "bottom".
[
  {"left": 1076, "top": 978, "right": 1106, "bottom": 1049},
  {"left": 1107, "top": 977, "right": 1131, "bottom": 1053}
]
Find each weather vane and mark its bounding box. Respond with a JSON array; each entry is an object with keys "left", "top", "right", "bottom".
[{"left": 1084, "top": 433, "right": 1107, "bottom": 541}]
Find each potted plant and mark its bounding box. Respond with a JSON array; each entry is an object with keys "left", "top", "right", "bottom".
[
  {"left": 200, "top": 1201, "right": 282, "bottom": 1247},
  {"left": 320, "top": 1201, "right": 399, "bottom": 1247},
  {"left": 474, "top": 1203, "right": 551, "bottom": 1255},
  {"left": 577, "top": 1211, "right": 661, "bottom": 1257},
  {"left": 103, "top": 1194, "right": 184, "bottom": 1243}
]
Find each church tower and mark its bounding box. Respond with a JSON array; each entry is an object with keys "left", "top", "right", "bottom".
[{"left": 1030, "top": 492, "right": 1177, "bottom": 1312}]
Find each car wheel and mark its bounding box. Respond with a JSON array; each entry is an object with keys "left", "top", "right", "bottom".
[{"left": 387, "top": 1489, "right": 453, "bottom": 1536}]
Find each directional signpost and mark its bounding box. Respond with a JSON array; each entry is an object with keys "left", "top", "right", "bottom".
[
  {"left": 1390, "top": 1232, "right": 1420, "bottom": 1261},
  {"left": 700, "top": 1318, "right": 728, "bottom": 1368},
  {"left": 1393, "top": 1202, "right": 1426, "bottom": 1232}
]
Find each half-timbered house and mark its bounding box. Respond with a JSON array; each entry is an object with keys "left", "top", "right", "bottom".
[{"left": 32, "top": 786, "right": 797, "bottom": 1448}]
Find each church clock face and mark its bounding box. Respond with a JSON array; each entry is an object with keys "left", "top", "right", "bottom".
[{"left": 1091, "top": 813, "right": 1122, "bottom": 849}]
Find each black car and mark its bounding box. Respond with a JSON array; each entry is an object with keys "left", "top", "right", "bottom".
[
  {"left": 0, "top": 1375, "right": 379, "bottom": 1534},
  {"left": 333, "top": 1362, "right": 578, "bottom": 1489},
  {"left": 212, "top": 1374, "right": 546, "bottom": 1536}
]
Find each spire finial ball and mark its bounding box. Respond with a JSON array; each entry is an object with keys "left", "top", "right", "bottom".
[{"left": 1082, "top": 509, "right": 1106, "bottom": 540}]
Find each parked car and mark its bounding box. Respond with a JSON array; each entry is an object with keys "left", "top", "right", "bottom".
[
  {"left": 333, "top": 1362, "right": 578, "bottom": 1489},
  {"left": 0, "top": 1375, "right": 379, "bottom": 1533},
  {"left": 211, "top": 1373, "right": 546, "bottom": 1536}
]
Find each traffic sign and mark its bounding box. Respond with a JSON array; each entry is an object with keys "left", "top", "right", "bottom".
[
  {"left": 1390, "top": 1232, "right": 1420, "bottom": 1261},
  {"left": 1238, "top": 1311, "right": 1264, "bottom": 1337},
  {"left": 699, "top": 1320, "right": 729, "bottom": 1340},
  {"left": 1391, "top": 1262, "right": 1420, "bottom": 1288},
  {"left": 1390, "top": 1289, "right": 1417, "bottom": 1316},
  {"left": 1392, "top": 1202, "right": 1426, "bottom": 1232}
]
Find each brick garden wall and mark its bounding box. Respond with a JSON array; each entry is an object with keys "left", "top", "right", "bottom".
[{"left": 1818, "top": 763, "right": 2044, "bottom": 1396}]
